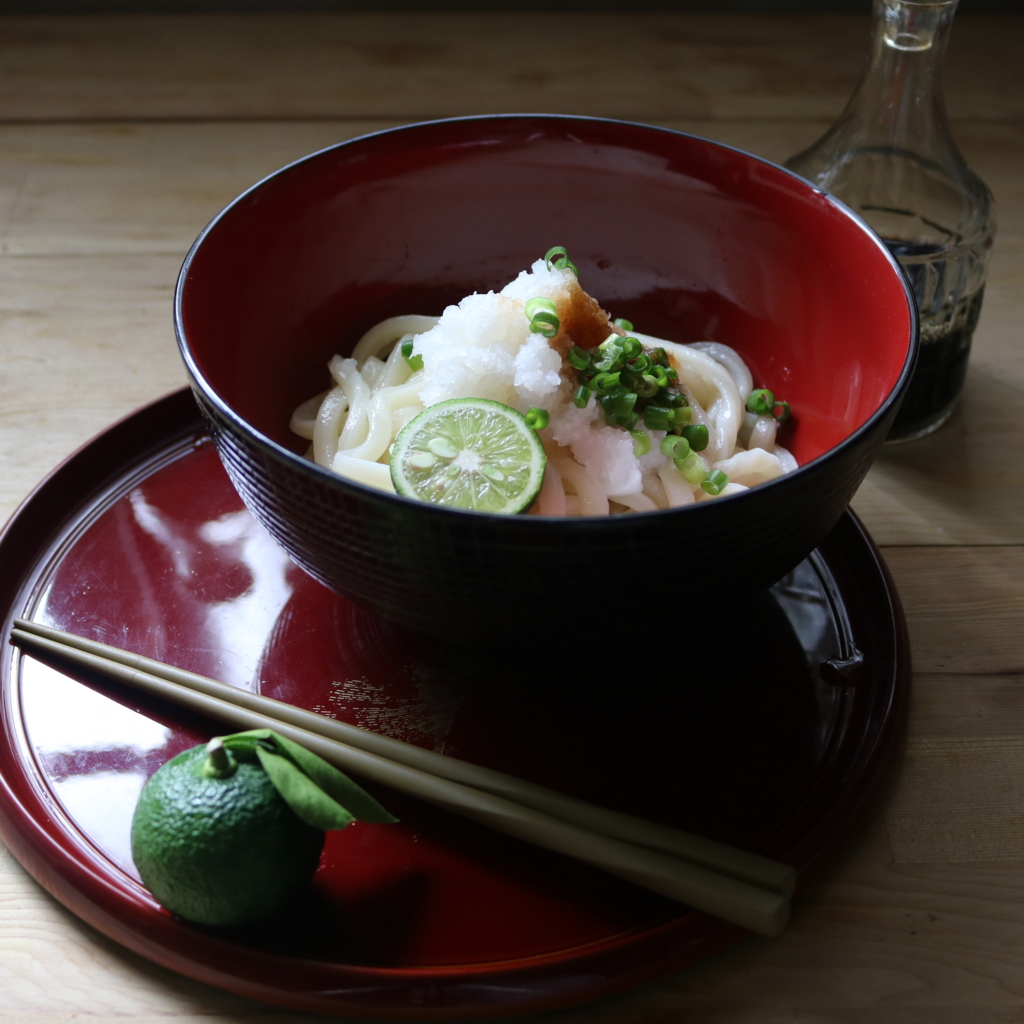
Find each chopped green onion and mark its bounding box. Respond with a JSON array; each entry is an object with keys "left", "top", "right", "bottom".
[
  {"left": 544, "top": 246, "right": 578, "bottom": 276},
  {"left": 544, "top": 245, "right": 568, "bottom": 268},
  {"left": 525, "top": 298, "right": 560, "bottom": 337},
  {"left": 649, "top": 365, "right": 670, "bottom": 388},
  {"left": 594, "top": 353, "right": 624, "bottom": 373},
  {"left": 773, "top": 400, "right": 792, "bottom": 421},
  {"left": 677, "top": 452, "right": 708, "bottom": 484},
  {"left": 568, "top": 346, "right": 591, "bottom": 370},
  {"left": 529, "top": 311, "right": 560, "bottom": 338},
  {"left": 599, "top": 390, "right": 637, "bottom": 423},
  {"left": 643, "top": 405, "right": 672, "bottom": 431},
  {"left": 747, "top": 388, "right": 775, "bottom": 416},
  {"left": 660, "top": 435, "right": 691, "bottom": 463},
  {"left": 680, "top": 424, "right": 709, "bottom": 451},
  {"left": 701, "top": 470, "right": 729, "bottom": 496},
  {"left": 615, "top": 365, "right": 636, "bottom": 390},
  {"left": 525, "top": 296, "right": 557, "bottom": 319},
  {"left": 630, "top": 429, "right": 651, "bottom": 457},
  {"left": 598, "top": 391, "right": 636, "bottom": 427},
  {"left": 400, "top": 338, "right": 423, "bottom": 372},
  {"left": 637, "top": 374, "right": 660, "bottom": 398},
  {"left": 594, "top": 337, "right": 626, "bottom": 371},
  {"left": 610, "top": 391, "right": 638, "bottom": 417},
  {"left": 592, "top": 371, "right": 622, "bottom": 394},
  {"left": 613, "top": 318, "right": 634, "bottom": 331},
  {"left": 563, "top": 332, "right": 715, "bottom": 459},
  {"left": 525, "top": 407, "right": 550, "bottom": 430},
  {"left": 621, "top": 336, "right": 643, "bottom": 360}
]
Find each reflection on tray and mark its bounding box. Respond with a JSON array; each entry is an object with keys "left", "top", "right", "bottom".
[{"left": 12, "top": 434, "right": 890, "bottom": 970}]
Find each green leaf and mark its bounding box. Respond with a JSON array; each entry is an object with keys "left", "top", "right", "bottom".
[
  {"left": 255, "top": 746, "right": 356, "bottom": 831},
  {"left": 269, "top": 731, "right": 398, "bottom": 825},
  {"left": 211, "top": 728, "right": 397, "bottom": 826},
  {"left": 218, "top": 729, "right": 273, "bottom": 761}
]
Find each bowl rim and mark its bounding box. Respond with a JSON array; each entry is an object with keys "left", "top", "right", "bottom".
[{"left": 173, "top": 112, "right": 919, "bottom": 525}]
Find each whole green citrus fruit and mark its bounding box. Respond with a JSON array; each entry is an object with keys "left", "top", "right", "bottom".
[{"left": 131, "top": 743, "right": 325, "bottom": 927}]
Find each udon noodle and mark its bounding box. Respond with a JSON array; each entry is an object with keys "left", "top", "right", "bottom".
[{"left": 291, "top": 257, "right": 796, "bottom": 515}]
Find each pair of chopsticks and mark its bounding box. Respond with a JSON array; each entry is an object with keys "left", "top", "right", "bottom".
[{"left": 9, "top": 618, "right": 794, "bottom": 936}]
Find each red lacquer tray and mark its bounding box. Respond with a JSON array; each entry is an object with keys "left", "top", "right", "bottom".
[{"left": 0, "top": 389, "right": 910, "bottom": 1019}]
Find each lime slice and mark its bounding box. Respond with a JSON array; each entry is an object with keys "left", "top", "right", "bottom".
[{"left": 390, "top": 399, "right": 547, "bottom": 514}]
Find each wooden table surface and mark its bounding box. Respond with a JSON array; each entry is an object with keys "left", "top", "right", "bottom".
[{"left": 1, "top": 12, "right": 1022, "bottom": 1023}]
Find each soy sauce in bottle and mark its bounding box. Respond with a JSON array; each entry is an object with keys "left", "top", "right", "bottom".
[{"left": 785, "top": 0, "right": 994, "bottom": 442}]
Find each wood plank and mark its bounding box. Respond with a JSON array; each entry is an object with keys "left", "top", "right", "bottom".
[
  {"left": 0, "top": 14, "right": 1019, "bottom": 123},
  {"left": 909, "top": 674, "right": 1024, "bottom": 738},
  {"left": 886, "top": 736, "right": 1024, "bottom": 862},
  {"left": 0, "top": 846, "right": 270, "bottom": 1018},
  {"left": 0, "top": 117, "right": 1016, "bottom": 259},
  {"left": 0, "top": 121, "right": 393, "bottom": 256},
  {"left": 654, "top": 861, "right": 1024, "bottom": 1018},
  {"left": 861, "top": 673, "right": 1024, "bottom": 865},
  {"left": 0, "top": 253, "right": 186, "bottom": 524},
  {"left": 881, "top": 672, "right": 1024, "bottom": 865},
  {"left": 883, "top": 547, "right": 1024, "bottom": 676},
  {"left": 1, "top": 117, "right": 1017, "bottom": 257}
]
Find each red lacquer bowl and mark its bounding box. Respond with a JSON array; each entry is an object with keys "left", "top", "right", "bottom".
[{"left": 175, "top": 115, "right": 917, "bottom": 640}]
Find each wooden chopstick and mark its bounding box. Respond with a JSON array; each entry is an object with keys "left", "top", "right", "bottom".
[
  {"left": 12, "top": 617, "right": 794, "bottom": 898},
  {"left": 9, "top": 620, "right": 792, "bottom": 937}
]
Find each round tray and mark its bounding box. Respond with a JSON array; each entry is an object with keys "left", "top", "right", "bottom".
[{"left": 0, "top": 388, "right": 910, "bottom": 1019}]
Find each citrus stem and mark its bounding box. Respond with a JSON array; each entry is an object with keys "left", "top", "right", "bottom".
[{"left": 202, "top": 737, "right": 238, "bottom": 778}]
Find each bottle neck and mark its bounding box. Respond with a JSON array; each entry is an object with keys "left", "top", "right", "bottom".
[
  {"left": 784, "top": 0, "right": 993, "bottom": 253},
  {"left": 845, "top": 0, "right": 958, "bottom": 156}
]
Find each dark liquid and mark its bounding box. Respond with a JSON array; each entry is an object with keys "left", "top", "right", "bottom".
[
  {"left": 887, "top": 291, "right": 982, "bottom": 440},
  {"left": 884, "top": 239, "right": 985, "bottom": 442}
]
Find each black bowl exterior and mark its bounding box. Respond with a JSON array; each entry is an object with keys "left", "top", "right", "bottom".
[
  {"left": 190, "top": 380, "right": 900, "bottom": 641},
  {"left": 176, "top": 115, "right": 918, "bottom": 641}
]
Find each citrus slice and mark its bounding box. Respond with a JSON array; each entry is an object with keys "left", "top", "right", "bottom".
[{"left": 390, "top": 398, "right": 547, "bottom": 514}]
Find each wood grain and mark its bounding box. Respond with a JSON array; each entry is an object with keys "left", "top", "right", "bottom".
[
  {"left": 0, "top": 14, "right": 1019, "bottom": 123},
  {"left": 0, "top": 253, "right": 184, "bottom": 522},
  {"left": 884, "top": 548, "right": 1024, "bottom": 675},
  {"left": 886, "top": 737, "right": 1024, "bottom": 861},
  {"left": 908, "top": 674, "right": 1024, "bottom": 738},
  {"left": 0, "top": 12, "right": 1022, "bottom": 1024}
]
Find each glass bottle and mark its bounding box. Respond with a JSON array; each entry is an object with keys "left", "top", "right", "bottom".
[{"left": 785, "top": 0, "right": 995, "bottom": 443}]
